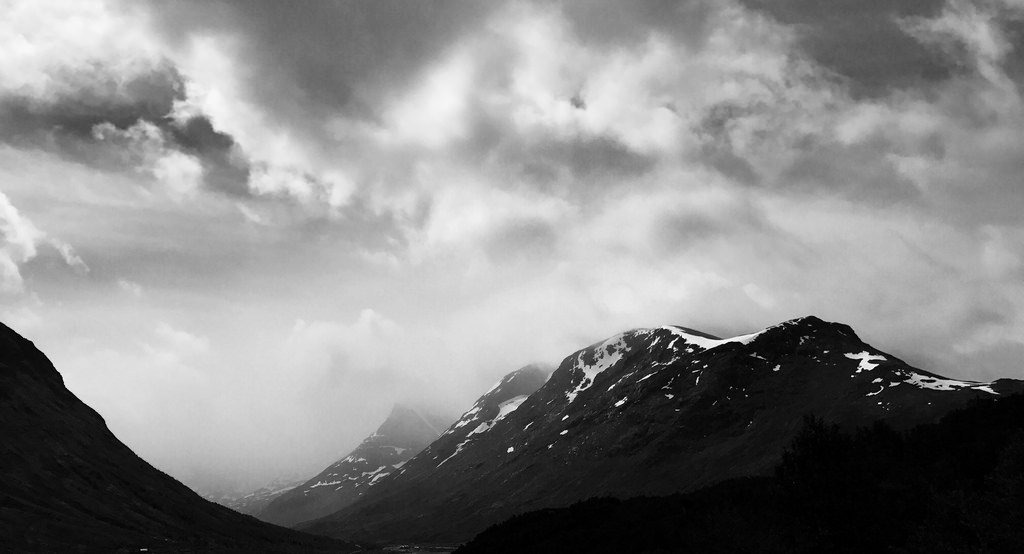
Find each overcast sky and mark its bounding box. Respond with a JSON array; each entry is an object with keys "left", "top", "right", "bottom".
[{"left": 3, "top": 0, "right": 1024, "bottom": 493}]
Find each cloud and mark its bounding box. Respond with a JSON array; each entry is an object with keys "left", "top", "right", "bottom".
[
  {"left": 91, "top": 121, "right": 205, "bottom": 200},
  {"left": 0, "top": 0, "right": 251, "bottom": 201},
  {"left": 6, "top": 0, "right": 1024, "bottom": 494},
  {"left": 154, "top": 322, "right": 209, "bottom": 357},
  {"left": 0, "top": 191, "right": 44, "bottom": 293},
  {"left": 739, "top": 0, "right": 957, "bottom": 97},
  {"left": 49, "top": 238, "right": 90, "bottom": 275},
  {"left": 282, "top": 310, "right": 402, "bottom": 379},
  {"left": 559, "top": 0, "right": 717, "bottom": 49},
  {"left": 0, "top": 190, "right": 88, "bottom": 293},
  {"left": 118, "top": 279, "right": 144, "bottom": 297},
  {"left": 145, "top": 0, "right": 497, "bottom": 123},
  {"left": 57, "top": 321, "right": 218, "bottom": 487}
]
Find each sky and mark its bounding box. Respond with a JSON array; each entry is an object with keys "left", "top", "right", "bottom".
[{"left": 2, "top": 0, "right": 1024, "bottom": 493}]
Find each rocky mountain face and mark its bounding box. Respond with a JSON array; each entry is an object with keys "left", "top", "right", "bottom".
[
  {"left": 0, "top": 322, "right": 358, "bottom": 553},
  {"left": 260, "top": 404, "right": 452, "bottom": 527},
  {"left": 302, "top": 316, "right": 1024, "bottom": 544}
]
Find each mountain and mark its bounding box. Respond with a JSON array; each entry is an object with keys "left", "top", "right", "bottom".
[
  {"left": 406, "top": 364, "right": 552, "bottom": 473},
  {"left": 204, "top": 476, "right": 305, "bottom": 518},
  {"left": 457, "top": 394, "right": 1024, "bottom": 553},
  {"left": 298, "top": 363, "right": 549, "bottom": 539},
  {"left": 0, "top": 322, "right": 359, "bottom": 553},
  {"left": 302, "top": 316, "right": 1024, "bottom": 544},
  {"left": 260, "top": 404, "right": 451, "bottom": 527}
]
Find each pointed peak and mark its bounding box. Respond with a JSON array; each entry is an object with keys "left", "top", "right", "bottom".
[
  {"left": 372, "top": 404, "right": 447, "bottom": 446},
  {"left": 387, "top": 403, "right": 415, "bottom": 417}
]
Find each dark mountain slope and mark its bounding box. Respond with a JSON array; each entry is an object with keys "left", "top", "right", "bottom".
[
  {"left": 458, "top": 393, "right": 1024, "bottom": 553},
  {"left": 261, "top": 404, "right": 450, "bottom": 527},
  {"left": 303, "top": 316, "right": 1023, "bottom": 544},
  {"left": 0, "top": 322, "right": 358, "bottom": 553}
]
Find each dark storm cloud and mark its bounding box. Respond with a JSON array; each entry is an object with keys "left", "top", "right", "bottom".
[
  {"left": 563, "top": 136, "right": 657, "bottom": 180},
  {"left": 695, "top": 145, "right": 760, "bottom": 186},
  {"left": 693, "top": 103, "right": 762, "bottom": 186},
  {"left": 0, "top": 66, "right": 183, "bottom": 143},
  {"left": 462, "top": 107, "right": 657, "bottom": 193},
  {"left": 143, "top": 0, "right": 498, "bottom": 126},
  {"left": 999, "top": 14, "right": 1024, "bottom": 90},
  {"left": 693, "top": 100, "right": 927, "bottom": 202},
  {"left": 167, "top": 116, "right": 251, "bottom": 197},
  {"left": 781, "top": 138, "right": 921, "bottom": 203},
  {"left": 516, "top": 135, "right": 658, "bottom": 187},
  {"left": 0, "top": 64, "right": 249, "bottom": 197},
  {"left": 558, "top": 0, "right": 717, "bottom": 50},
  {"left": 739, "top": 0, "right": 960, "bottom": 98}
]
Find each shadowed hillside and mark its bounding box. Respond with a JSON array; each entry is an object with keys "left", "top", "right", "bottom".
[
  {"left": 458, "top": 393, "right": 1024, "bottom": 553},
  {"left": 303, "top": 317, "right": 1023, "bottom": 544},
  {"left": 0, "top": 322, "right": 360, "bottom": 553}
]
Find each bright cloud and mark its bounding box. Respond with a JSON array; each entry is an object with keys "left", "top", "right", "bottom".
[{"left": 3, "top": 0, "right": 1024, "bottom": 493}]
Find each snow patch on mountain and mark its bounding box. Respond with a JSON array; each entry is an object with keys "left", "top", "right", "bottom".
[
  {"left": 903, "top": 372, "right": 998, "bottom": 394},
  {"left": 468, "top": 395, "right": 529, "bottom": 437},
  {"left": 662, "top": 326, "right": 764, "bottom": 352},
  {"left": 566, "top": 334, "right": 629, "bottom": 404},
  {"left": 309, "top": 479, "right": 343, "bottom": 490},
  {"left": 452, "top": 406, "right": 483, "bottom": 430},
  {"left": 436, "top": 438, "right": 471, "bottom": 468},
  {"left": 845, "top": 351, "right": 886, "bottom": 373}
]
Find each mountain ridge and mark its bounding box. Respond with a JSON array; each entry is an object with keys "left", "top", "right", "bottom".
[{"left": 301, "top": 315, "right": 1024, "bottom": 544}]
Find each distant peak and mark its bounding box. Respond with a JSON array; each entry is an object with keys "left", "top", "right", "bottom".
[
  {"left": 372, "top": 404, "right": 448, "bottom": 446},
  {"left": 383, "top": 403, "right": 420, "bottom": 424},
  {"left": 388, "top": 403, "right": 423, "bottom": 416}
]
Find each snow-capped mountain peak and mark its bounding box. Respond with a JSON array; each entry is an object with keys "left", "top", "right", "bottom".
[
  {"left": 259, "top": 403, "right": 450, "bottom": 527},
  {"left": 301, "top": 316, "right": 1024, "bottom": 544}
]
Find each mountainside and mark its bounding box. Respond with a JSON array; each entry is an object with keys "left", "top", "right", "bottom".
[
  {"left": 303, "top": 316, "right": 1024, "bottom": 544},
  {"left": 261, "top": 404, "right": 451, "bottom": 527},
  {"left": 458, "top": 394, "right": 1024, "bottom": 553},
  {"left": 406, "top": 364, "right": 552, "bottom": 473},
  {"left": 0, "top": 322, "right": 358, "bottom": 553}
]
